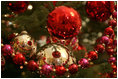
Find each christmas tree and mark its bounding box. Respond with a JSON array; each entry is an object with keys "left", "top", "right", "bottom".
[{"left": 1, "top": 1, "right": 117, "bottom": 78}]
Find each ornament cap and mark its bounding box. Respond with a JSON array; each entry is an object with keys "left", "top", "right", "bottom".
[{"left": 21, "top": 31, "right": 28, "bottom": 35}]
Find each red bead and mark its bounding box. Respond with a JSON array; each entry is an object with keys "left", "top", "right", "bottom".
[
  {"left": 107, "top": 73, "right": 116, "bottom": 78},
  {"left": 41, "top": 64, "right": 53, "bottom": 75},
  {"left": 113, "top": 40, "right": 117, "bottom": 48},
  {"left": 94, "top": 44, "right": 105, "bottom": 53},
  {"left": 106, "top": 38, "right": 113, "bottom": 48},
  {"left": 86, "top": 1, "right": 114, "bottom": 22},
  {"left": 2, "top": 44, "right": 13, "bottom": 56},
  {"left": 27, "top": 41, "right": 32, "bottom": 46},
  {"left": 56, "top": 66, "right": 66, "bottom": 75},
  {"left": 111, "top": 64, "right": 117, "bottom": 72},
  {"left": 108, "top": 57, "right": 116, "bottom": 64},
  {"left": 13, "top": 53, "right": 25, "bottom": 65},
  {"left": 8, "top": 33, "right": 16, "bottom": 41},
  {"left": 88, "top": 51, "right": 98, "bottom": 60},
  {"left": 78, "top": 58, "right": 89, "bottom": 68},
  {"left": 7, "top": 1, "right": 29, "bottom": 14},
  {"left": 27, "top": 60, "right": 38, "bottom": 71},
  {"left": 52, "top": 1, "right": 57, "bottom": 6},
  {"left": 68, "top": 64, "right": 78, "bottom": 74},
  {"left": 104, "top": 27, "right": 114, "bottom": 36},
  {"left": 108, "top": 20, "right": 117, "bottom": 29},
  {"left": 47, "top": 6, "right": 81, "bottom": 39},
  {"left": 106, "top": 48, "right": 114, "bottom": 55},
  {"left": 112, "top": 12, "right": 117, "bottom": 19},
  {"left": 52, "top": 51, "right": 61, "bottom": 58},
  {"left": 100, "top": 36, "right": 110, "bottom": 44}
]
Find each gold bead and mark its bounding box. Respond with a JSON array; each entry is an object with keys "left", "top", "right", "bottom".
[
  {"left": 66, "top": 69, "right": 69, "bottom": 71},
  {"left": 113, "top": 72, "right": 116, "bottom": 74},
  {"left": 110, "top": 55, "right": 113, "bottom": 57},
  {"left": 39, "top": 67, "right": 42, "bottom": 70},
  {"left": 90, "top": 62, "right": 93, "bottom": 65},
  {"left": 11, "top": 53, "right": 15, "bottom": 57},
  {"left": 20, "top": 66, "right": 23, "bottom": 69},
  {"left": 24, "top": 61, "right": 28, "bottom": 65},
  {"left": 53, "top": 69, "right": 56, "bottom": 72},
  {"left": 78, "top": 65, "right": 81, "bottom": 67},
  {"left": 1, "top": 44, "right": 4, "bottom": 47},
  {"left": 88, "top": 58, "right": 91, "bottom": 61}
]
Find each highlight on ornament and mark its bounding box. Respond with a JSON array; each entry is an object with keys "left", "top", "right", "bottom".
[{"left": 1, "top": 1, "right": 117, "bottom": 78}]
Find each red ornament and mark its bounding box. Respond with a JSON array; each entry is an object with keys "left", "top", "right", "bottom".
[
  {"left": 88, "top": 51, "right": 98, "bottom": 60},
  {"left": 52, "top": 1, "right": 57, "bottom": 6},
  {"left": 68, "top": 64, "right": 78, "bottom": 74},
  {"left": 106, "top": 48, "right": 114, "bottom": 55},
  {"left": 104, "top": 27, "right": 114, "bottom": 36},
  {"left": 2, "top": 44, "right": 13, "bottom": 56},
  {"left": 56, "top": 66, "right": 66, "bottom": 76},
  {"left": 27, "top": 41, "right": 32, "bottom": 46},
  {"left": 41, "top": 64, "right": 53, "bottom": 75},
  {"left": 47, "top": 6, "right": 81, "bottom": 39},
  {"left": 27, "top": 60, "right": 38, "bottom": 71},
  {"left": 108, "top": 20, "right": 117, "bottom": 29},
  {"left": 112, "top": 12, "right": 117, "bottom": 19},
  {"left": 52, "top": 51, "right": 61, "bottom": 58},
  {"left": 7, "top": 1, "right": 29, "bottom": 14},
  {"left": 106, "top": 38, "right": 113, "bottom": 48},
  {"left": 8, "top": 33, "right": 16, "bottom": 41},
  {"left": 86, "top": 1, "right": 114, "bottom": 22},
  {"left": 94, "top": 44, "right": 105, "bottom": 53},
  {"left": 113, "top": 40, "right": 117, "bottom": 48},
  {"left": 108, "top": 57, "right": 116, "bottom": 64},
  {"left": 111, "top": 64, "right": 117, "bottom": 73},
  {"left": 78, "top": 58, "right": 89, "bottom": 68},
  {"left": 13, "top": 53, "right": 25, "bottom": 65},
  {"left": 100, "top": 36, "right": 110, "bottom": 44}
]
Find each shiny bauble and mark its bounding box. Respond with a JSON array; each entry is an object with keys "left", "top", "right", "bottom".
[
  {"left": 37, "top": 43, "right": 76, "bottom": 66},
  {"left": 86, "top": 1, "right": 114, "bottom": 22},
  {"left": 47, "top": 6, "right": 81, "bottom": 39},
  {"left": 12, "top": 31, "right": 37, "bottom": 57},
  {"left": 27, "top": 60, "right": 38, "bottom": 71},
  {"left": 7, "top": 1, "right": 29, "bottom": 14},
  {"left": 2, "top": 44, "right": 13, "bottom": 56}
]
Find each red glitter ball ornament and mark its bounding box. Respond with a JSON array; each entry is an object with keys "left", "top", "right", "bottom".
[
  {"left": 13, "top": 53, "right": 25, "bottom": 65},
  {"left": 68, "top": 64, "right": 78, "bottom": 74},
  {"left": 106, "top": 48, "right": 114, "bottom": 55},
  {"left": 27, "top": 60, "right": 38, "bottom": 71},
  {"left": 106, "top": 38, "right": 113, "bottom": 48},
  {"left": 47, "top": 6, "right": 81, "bottom": 39},
  {"left": 108, "top": 20, "right": 117, "bottom": 29},
  {"left": 56, "top": 66, "right": 66, "bottom": 76},
  {"left": 112, "top": 12, "right": 117, "bottom": 19},
  {"left": 52, "top": 51, "right": 61, "bottom": 58},
  {"left": 88, "top": 51, "right": 98, "bottom": 60},
  {"left": 7, "top": 1, "right": 29, "bottom": 14},
  {"left": 86, "top": 1, "right": 114, "bottom": 22},
  {"left": 104, "top": 27, "right": 114, "bottom": 36},
  {"left": 94, "top": 44, "right": 105, "bottom": 53}
]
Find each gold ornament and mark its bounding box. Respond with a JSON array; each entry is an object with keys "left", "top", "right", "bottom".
[{"left": 12, "top": 31, "right": 37, "bottom": 57}]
